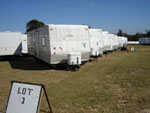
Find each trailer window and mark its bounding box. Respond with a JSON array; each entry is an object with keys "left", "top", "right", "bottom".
[
  {"left": 33, "top": 37, "right": 35, "bottom": 45},
  {"left": 42, "top": 37, "right": 46, "bottom": 47}
]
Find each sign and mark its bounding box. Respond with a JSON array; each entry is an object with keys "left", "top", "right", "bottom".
[
  {"left": 130, "top": 47, "right": 135, "bottom": 52},
  {"left": 6, "top": 81, "right": 42, "bottom": 113},
  {"left": 6, "top": 81, "right": 53, "bottom": 113}
]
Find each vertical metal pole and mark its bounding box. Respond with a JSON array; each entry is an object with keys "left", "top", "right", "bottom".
[{"left": 42, "top": 85, "right": 53, "bottom": 113}]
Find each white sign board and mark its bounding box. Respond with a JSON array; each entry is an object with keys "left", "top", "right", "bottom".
[
  {"left": 6, "top": 81, "right": 42, "bottom": 113},
  {"left": 130, "top": 47, "right": 135, "bottom": 52}
]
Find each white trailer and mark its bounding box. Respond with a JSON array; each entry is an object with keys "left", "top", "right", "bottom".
[
  {"left": 139, "top": 38, "right": 150, "bottom": 45},
  {"left": 120, "top": 37, "right": 126, "bottom": 47},
  {"left": 117, "top": 36, "right": 121, "bottom": 48},
  {"left": 89, "top": 29, "right": 104, "bottom": 56},
  {"left": 117, "top": 36, "right": 124, "bottom": 48},
  {"left": 99, "top": 29, "right": 104, "bottom": 54},
  {"left": 0, "top": 32, "right": 22, "bottom": 56},
  {"left": 21, "top": 34, "right": 28, "bottom": 54},
  {"left": 108, "top": 34, "right": 115, "bottom": 51},
  {"left": 127, "top": 41, "right": 139, "bottom": 45},
  {"left": 114, "top": 35, "right": 119, "bottom": 49},
  {"left": 123, "top": 37, "right": 128, "bottom": 46},
  {"left": 27, "top": 24, "right": 91, "bottom": 66},
  {"left": 102, "top": 31, "right": 111, "bottom": 52},
  {"left": 148, "top": 38, "right": 150, "bottom": 44},
  {"left": 139, "top": 38, "right": 147, "bottom": 44}
]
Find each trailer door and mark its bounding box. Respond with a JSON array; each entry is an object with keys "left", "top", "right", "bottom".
[{"left": 35, "top": 31, "right": 39, "bottom": 57}]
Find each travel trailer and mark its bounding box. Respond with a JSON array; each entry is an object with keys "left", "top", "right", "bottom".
[
  {"left": 89, "top": 29, "right": 104, "bottom": 56},
  {"left": 139, "top": 38, "right": 150, "bottom": 45},
  {"left": 102, "top": 31, "right": 111, "bottom": 52},
  {"left": 27, "top": 24, "right": 91, "bottom": 67},
  {"left": 108, "top": 34, "right": 115, "bottom": 51},
  {"left": 0, "top": 32, "right": 22, "bottom": 56}
]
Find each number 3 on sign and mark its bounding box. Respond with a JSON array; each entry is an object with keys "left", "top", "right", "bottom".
[{"left": 21, "top": 97, "right": 25, "bottom": 104}]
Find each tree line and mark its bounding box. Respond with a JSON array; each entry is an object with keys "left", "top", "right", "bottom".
[{"left": 117, "top": 29, "right": 150, "bottom": 41}]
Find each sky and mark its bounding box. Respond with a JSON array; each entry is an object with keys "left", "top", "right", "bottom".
[{"left": 0, "top": 0, "right": 150, "bottom": 34}]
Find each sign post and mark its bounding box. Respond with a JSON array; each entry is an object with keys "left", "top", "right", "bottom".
[{"left": 5, "top": 81, "right": 53, "bottom": 113}]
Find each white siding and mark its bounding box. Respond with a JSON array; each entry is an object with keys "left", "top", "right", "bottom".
[{"left": 0, "top": 32, "right": 22, "bottom": 56}]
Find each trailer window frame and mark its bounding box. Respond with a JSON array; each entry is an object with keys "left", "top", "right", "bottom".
[{"left": 42, "top": 36, "right": 46, "bottom": 47}]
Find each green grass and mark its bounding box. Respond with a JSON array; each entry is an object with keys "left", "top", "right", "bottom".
[{"left": 0, "top": 45, "right": 150, "bottom": 113}]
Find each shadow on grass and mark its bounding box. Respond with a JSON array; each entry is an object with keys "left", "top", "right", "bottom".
[{"left": 8, "top": 56, "right": 70, "bottom": 71}]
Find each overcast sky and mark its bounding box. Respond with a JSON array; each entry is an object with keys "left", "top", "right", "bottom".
[{"left": 0, "top": 0, "right": 150, "bottom": 34}]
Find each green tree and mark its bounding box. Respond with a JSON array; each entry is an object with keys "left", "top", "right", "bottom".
[
  {"left": 145, "top": 29, "right": 150, "bottom": 37},
  {"left": 26, "top": 19, "right": 45, "bottom": 32},
  {"left": 116, "top": 29, "right": 148, "bottom": 41},
  {"left": 117, "top": 29, "right": 123, "bottom": 36}
]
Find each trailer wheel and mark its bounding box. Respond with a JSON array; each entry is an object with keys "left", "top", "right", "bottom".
[
  {"left": 33, "top": 57, "right": 38, "bottom": 64},
  {"left": 72, "top": 65, "right": 80, "bottom": 72},
  {"left": 95, "top": 56, "right": 98, "bottom": 63},
  {"left": 74, "top": 67, "right": 79, "bottom": 72}
]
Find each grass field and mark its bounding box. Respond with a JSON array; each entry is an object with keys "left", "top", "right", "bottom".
[{"left": 0, "top": 45, "right": 150, "bottom": 113}]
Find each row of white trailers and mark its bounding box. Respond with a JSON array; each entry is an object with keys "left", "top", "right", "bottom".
[
  {"left": 139, "top": 38, "right": 150, "bottom": 45},
  {"left": 0, "top": 24, "right": 127, "bottom": 67}
]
